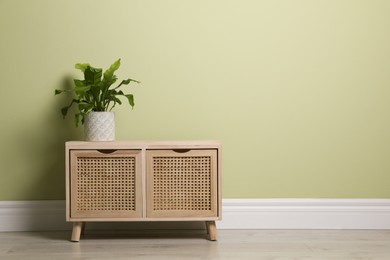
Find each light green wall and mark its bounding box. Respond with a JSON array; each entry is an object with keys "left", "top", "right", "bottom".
[{"left": 1, "top": 0, "right": 389, "bottom": 200}]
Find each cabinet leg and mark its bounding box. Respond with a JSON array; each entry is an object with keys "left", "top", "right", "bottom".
[
  {"left": 71, "top": 222, "right": 83, "bottom": 242},
  {"left": 205, "top": 221, "right": 217, "bottom": 241}
]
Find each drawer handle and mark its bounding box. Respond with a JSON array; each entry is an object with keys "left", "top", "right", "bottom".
[
  {"left": 97, "top": 149, "right": 117, "bottom": 154},
  {"left": 173, "top": 149, "right": 191, "bottom": 153}
]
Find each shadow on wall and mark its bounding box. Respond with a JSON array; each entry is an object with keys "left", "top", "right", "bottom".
[{"left": 20, "top": 75, "right": 83, "bottom": 201}]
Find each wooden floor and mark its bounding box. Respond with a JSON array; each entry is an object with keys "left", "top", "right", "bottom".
[{"left": 1, "top": 230, "right": 390, "bottom": 259}]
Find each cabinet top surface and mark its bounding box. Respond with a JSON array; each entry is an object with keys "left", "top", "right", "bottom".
[{"left": 66, "top": 140, "right": 222, "bottom": 149}]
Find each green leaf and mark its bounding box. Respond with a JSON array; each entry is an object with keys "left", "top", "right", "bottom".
[
  {"left": 90, "top": 85, "right": 101, "bottom": 105},
  {"left": 130, "top": 78, "right": 141, "bottom": 84},
  {"left": 125, "top": 94, "right": 134, "bottom": 108},
  {"left": 114, "top": 97, "right": 122, "bottom": 105},
  {"left": 113, "top": 78, "right": 140, "bottom": 90},
  {"left": 100, "top": 76, "right": 117, "bottom": 100},
  {"left": 74, "top": 80, "right": 91, "bottom": 97},
  {"left": 78, "top": 103, "right": 94, "bottom": 113},
  {"left": 103, "top": 59, "right": 121, "bottom": 80},
  {"left": 74, "top": 79, "right": 85, "bottom": 88},
  {"left": 84, "top": 66, "right": 102, "bottom": 85},
  {"left": 120, "top": 79, "right": 131, "bottom": 85},
  {"left": 75, "top": 63, "right": 91, "bottom": 72},
  {"left": 104, "top": 76, "right": 118, "bottom": 88},
  {"left": 101, "top": 59, "right": 121, "bottom": 94}
]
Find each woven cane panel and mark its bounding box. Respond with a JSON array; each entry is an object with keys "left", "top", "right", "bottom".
[
  {"left": 76, "top": 157, "right": 136, "bottom": 211},
  {"left": 152, "top": 156, "right": 212, "bottom": 211}
]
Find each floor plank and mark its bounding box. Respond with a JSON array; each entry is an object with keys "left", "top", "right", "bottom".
[{"left": 0, "top": 230, "right": 389, "bottom": 259}]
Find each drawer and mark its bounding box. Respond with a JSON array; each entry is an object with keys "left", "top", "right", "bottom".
[
  {"left": 146, "top": 149, "right": 218, "bottom": 218},
  {"left": 69, "top": 149, "right": 142, "bottom": 219}
]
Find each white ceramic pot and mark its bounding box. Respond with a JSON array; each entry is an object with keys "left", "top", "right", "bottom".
[{"left": 84, "top": 112, "right": 115, "bottom": 141}]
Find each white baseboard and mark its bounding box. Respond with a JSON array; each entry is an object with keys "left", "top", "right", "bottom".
[
  {"left": 1, "top": 199, "right": 390, "bottom": 232},
  {"left": 0, "top": 200, "right": 69, "bottom": 232},
  {"left": 219, "top": 199, "right": 390, "bottom": 229}
]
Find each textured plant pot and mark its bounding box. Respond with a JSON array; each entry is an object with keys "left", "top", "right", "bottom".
[{"left": 84, "top": 112, "right": 115, "bottom": 141}]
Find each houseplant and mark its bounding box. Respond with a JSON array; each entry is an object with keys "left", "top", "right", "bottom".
[{"left": 55, "top": 58, "right": 140, "bottom": 141}]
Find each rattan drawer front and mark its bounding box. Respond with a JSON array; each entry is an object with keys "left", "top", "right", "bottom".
[
  {"left": 146, "top": 149, "right": 218, "bottom": 218},
  {"left": 70, "top": 150, "right": 142, "bottom": 219}
]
